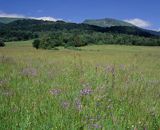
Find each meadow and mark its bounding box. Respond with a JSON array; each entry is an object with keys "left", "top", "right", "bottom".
[{"left": 0, "top": 41, "right": 160, "bottom": 130}]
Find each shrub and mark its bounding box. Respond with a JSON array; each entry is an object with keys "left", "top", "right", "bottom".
[
  {"left": 0, "top": 39, "right": 5, "bottom": 47},
  {"left": 33, "top": 39, "right": 40, "bottom": 49}
]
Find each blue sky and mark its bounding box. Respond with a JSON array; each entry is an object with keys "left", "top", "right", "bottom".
[{"left": 0, "top": 0, "right": 159, "bottom": 30}]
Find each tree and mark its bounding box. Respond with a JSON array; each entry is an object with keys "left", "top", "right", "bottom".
[
  {"left": 0, "top": 39, "right": 5, "bottom": 47},
  {"left": 33, "top": 39, "right": 40, "bottom": 49}
]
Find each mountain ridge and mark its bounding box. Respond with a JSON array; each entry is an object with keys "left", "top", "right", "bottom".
[
  {"left": 0, "top": 17, "right": 159, "bottom": 36},
  {"left": 0, "top": 19, "right": 155, "bottom": 37},
  {"left": 83, "top": 18, "right": 134, "bottom": 27},
  {"left": 83, "top": 18, "right": 160, "bottom": 36},
  {"left": 0, "top": 17, "right": 25, "bottom": 24},
  {"left": 0, "top": 18, "right": 159, "bottom": 46},
  {"left": 0, "top": 18, "right": 159, "bottom": 44}
]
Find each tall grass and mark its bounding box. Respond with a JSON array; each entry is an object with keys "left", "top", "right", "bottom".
[{"left": 0, "top": 41, "right": 160, "bottom": 130}]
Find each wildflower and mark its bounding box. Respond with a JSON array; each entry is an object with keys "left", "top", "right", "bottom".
[
  {"left": 50, "top": 89, "right": 62, "bottom": 96},
  {"left": 80, "top": 88, "right": 93, "bottom": 96},
  {"left": 75, "top": 98, "right": 82, "bottom": 111},
  {"left": 0, "top": 79, "right": 8, "bottom": 86},
  {"left": 1, "top": 89, "right": 13, "bottom": 97},
  {"left": 107, "top": 105, "right": 113, "bottom": 110},
  {"left": 108, "top": 99, "right": 112, "bottom": 102},
  {"left": 89, "top": 124, "right": 102, "bottom": 129},
  {"left": 21, "top": 67, "right": 37, "bottom": 77},
  {"left": 105, "top": 65, "right": 115, "bottom": 73},
  {"left": 61, "top": 101, "right": 70, "bottom": 109}
]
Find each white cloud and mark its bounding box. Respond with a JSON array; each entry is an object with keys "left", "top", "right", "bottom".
[
  {"left": 157, "top": 28, "right": 160, "bottom": 31},
  {"left": 124, "top": 18, "right": 151, "bottom": 28},
  {"left": 0, "top": 11, "right": 61, "bottom": 22},
  {"left": 31, "top": 16, "right": 61, "bottom": 22}
]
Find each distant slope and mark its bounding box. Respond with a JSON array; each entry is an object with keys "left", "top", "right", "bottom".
[
  {"left": 105, "top": 26, "right": 156, "bottom": 37},
  {"left": 83, "top": 18, "right": 160, "bottom": 36},
  {"left": 0, "top": 17, "right": 24, "bottom": 24},
  {"left": 144, "top": 30, "right": 160, "bottom": 36},
  {"left": 1, "top": 19, "right": 154, "bottom": 37},
  {"left": 83, "top": 18, "right": 134, "bottom": 27},
  {"left": 0, "top": 19, "right": 157, "bottom": 42},
  {"left": 0, "top": 17, "right": 159, "bottom": 37},
  {"left": 0, "top": 22, "right": 4, "bottom": 27}
]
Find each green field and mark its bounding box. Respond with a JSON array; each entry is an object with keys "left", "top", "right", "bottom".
[{"left": 0, "top": 41, "right": 160, "bottom": 130}]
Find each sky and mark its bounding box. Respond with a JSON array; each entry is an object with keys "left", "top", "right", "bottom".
[{"left": 0, "top": 0, "right": 159, "bottom": 30}]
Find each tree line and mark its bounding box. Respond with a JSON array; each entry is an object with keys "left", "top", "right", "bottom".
[{"left": 33, "top": 31, "right": 160, "bottom": 49}]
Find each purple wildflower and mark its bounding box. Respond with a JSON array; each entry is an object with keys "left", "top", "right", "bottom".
[
  {"left": 50, "top": 89, "right": 62, "bottom": 96},
  {"left": 89, "top": 124, "right": 102, "bottom": 129},
  {"left": 105, "top": 65, "right": 115, "bottom": 73},
  {"left": 61, "top": 101, "right": 70, "bottom": 109},
  {"left": 80, "top": 88, "right": 93, "bottom": 96},
  {"left": 21, "top": 67, "right": 37, "bottom": 77}
]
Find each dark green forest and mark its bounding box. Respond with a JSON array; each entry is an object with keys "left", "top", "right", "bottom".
[
  {"left": 0, "top": 19, "right": 160, "bottom": 48},
  {"left": 33, "top": 32, "right": 160, "bottom": 49}
]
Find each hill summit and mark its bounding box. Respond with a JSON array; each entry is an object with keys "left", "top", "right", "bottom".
[{"left": 83, "top": 18, "right": 134, "bottom": 27}]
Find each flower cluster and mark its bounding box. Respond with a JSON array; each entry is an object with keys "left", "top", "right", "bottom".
[
  {"left": 80, "top": 88, "right": 93, "bottom": 96},
  {"left": 50, "top": 88, "right": 62, "bottom": 96},
  {"left": 21, "top": 67, "right": 37, "bottom": 77}
]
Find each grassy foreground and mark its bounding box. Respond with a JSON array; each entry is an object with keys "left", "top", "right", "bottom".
[{"left": 0, "top": 41, "right": 160, "bottom": 130}]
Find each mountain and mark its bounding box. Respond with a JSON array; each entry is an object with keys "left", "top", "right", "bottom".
[
  {"left": 83, "top": 18, "right": 160, "bottom": 36},
  {"left": 104, "top": 26, "right": 155, "bottom": 37},
  {"left": 0, "top": 17, "right": 25, "bottom": 24},
  {"left": 0, "top": 18, "right": 159, "bottom": 46},
  {"left": 0, "top": 19, "right": 154, "bottom": 36},
  {"left": 83, "top": 18, "right": 134, "bottom": 27},
  {"left": 0, "top": 19, "right": 106, "bottom": 32},
  {"left": 0, "top": 22, "right": 4, "bottom": 27},
  {"left": 1, "top": 17, "right": 159, "bottom": 37},
  {"left": 145, "top": 30, "right": 160, "bottom": 36}
]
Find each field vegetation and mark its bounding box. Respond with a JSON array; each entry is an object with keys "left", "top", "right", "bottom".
[{"left": 0, "top": 41, "right": 160, "bottom": 129}]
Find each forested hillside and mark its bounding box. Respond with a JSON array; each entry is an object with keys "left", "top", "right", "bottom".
[
  {"left": 0, "top": 19, "right": 160, "bottom": 48},
  {"left": 0, "top": 17, "right": 24, "bottom": 24},
  {"left": 83, "top": 18, "right": 134, "bottom": 27}
]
